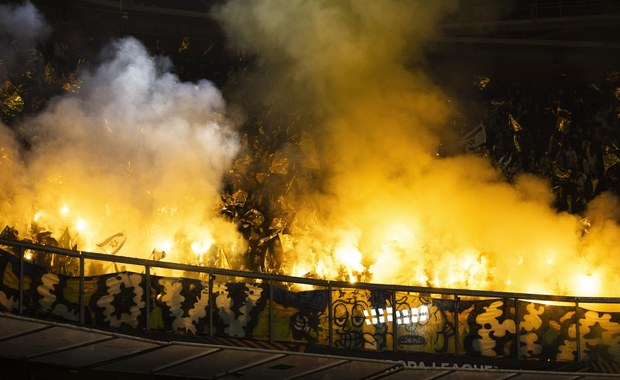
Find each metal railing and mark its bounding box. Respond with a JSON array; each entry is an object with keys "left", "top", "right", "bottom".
[
  {"left": 2, "top": 236, "right": 620, "bottom": 364},
  {"left": 454, "top": 0, "right": 620, "bottom": 22}
]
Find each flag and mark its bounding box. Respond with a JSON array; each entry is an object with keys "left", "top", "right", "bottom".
[
  {"left": 96, "top": 232, "right": 126, "bottom": 255},
  {"left": 459, "top": 123, "right": 486, "bottom": 151},
  {"left": 58, "top": 227, "right": 72, "bottom": 249}
]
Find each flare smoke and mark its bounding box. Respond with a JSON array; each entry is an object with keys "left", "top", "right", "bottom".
[
  {"left": 215, "top": 0, "right": 620, "bottom": 296},
  {"left": 1, "top": 4, "right": 243, "bottom": 265},
  {"left": 1, "top": 1, "right": 619, "bottom": 296}
]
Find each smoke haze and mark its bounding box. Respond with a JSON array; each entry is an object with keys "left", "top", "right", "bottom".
[
  {"left": 1, "top": 28, "right": 243, "bottom": 265},
  {"left": 0, "top": 1, "right": 49, "bottom": 71},
  {"left": 215, "top": 0, "right": 620, "bottom": 296},
  {"left": 0, "top": 1, "right": 618, "bottom": 296}
]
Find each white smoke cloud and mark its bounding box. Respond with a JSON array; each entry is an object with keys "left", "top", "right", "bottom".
[
  {"left": 1, "top": 36, "right": 243, "bottom": 265},
  {"left": 0, "top": 1, "right": 49, "bottom": 43},
  {"left": 0, "top": 1, "right": 50, "bottom": 70}
]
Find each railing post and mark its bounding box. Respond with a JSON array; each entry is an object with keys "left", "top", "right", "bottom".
[
  {"left": 575, "top": 298, "right": 581, "bottom": 364},
  {"left": 208, "top": 273, "right": 214, "bottom": 337},
  {"left": 79, "top": 253, "right": 85, "bottom": 324},
  {"left": 391, "top": 290, "right": 397, "bottom": 353},
  {"left": 328, "top": 282, "right": 333, "bottom": 349},
  {"left": 145, "top": 264, "right": 150, "bottom": 330},
  {"left": 269, "top": 279, "right": 274, "bottom": 343},
  {"left": 18, "top": 245, "right": 24, "bottom": 315},
  {"left": 515, "top": 297, "right": 520, "bottom": 361},
  {"left": 454, "top": 294, "right": 459, "bottom": 356}
]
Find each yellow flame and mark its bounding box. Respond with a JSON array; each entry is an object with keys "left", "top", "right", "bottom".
[
  {"left": 292, "top": 265, "right": 307, "bottom": 278},
  {"left": 191, "top": 240, "right": 213, "bottom": 255},
  {"left": 33, "top": 211, "right": 44, "bottom": 223},
  {"left": 348, "top": 273, "right": 357, "bottom": 284},
  {"left": 23, "top": 250, "right": 34, "bottom": 262},
  {"left": 154, "top": 239, "right": 173, "bottom": 253},
  {"left": 316, "top": 260, "right": 327, "bottom": 278},
  {"left": 572, "top": 272, "right": 601, "bottom": 297},
  {"left": 75, "top": 218, "right": 87, "bottom": 232}
]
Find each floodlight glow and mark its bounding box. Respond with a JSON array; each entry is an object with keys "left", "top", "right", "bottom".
[
  {"left": 419, "top": 304, "right": 430, "bottom": 325},
  {"left": 364, "top": 303, "right": 430, "bottom": 326},
  {"left": 363, "top": 307, "right": 394, "bottom": 326},
  {"left": 397, "top": 308, "right": 410, "bottom": 324},
  {"left": 393, "top": 303, "right": 432, "bottom": 326},
  {"left": 363, "top": 309, "right": 372, "bottom": 325}
]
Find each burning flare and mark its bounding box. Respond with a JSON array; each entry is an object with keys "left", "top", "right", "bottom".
[{"left": 213, "top": 0, "right": 620, "bottom": 297}]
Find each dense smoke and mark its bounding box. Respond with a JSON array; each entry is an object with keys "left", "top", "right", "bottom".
[
  {"left": 215, "top": 0, "right": 620, "bottom": 296},
  {"left": 1, "top": 1, "right": 619, "bottom": 296},
  {"left": 0, "top": 4, "right": 243, "bottom": 269}
]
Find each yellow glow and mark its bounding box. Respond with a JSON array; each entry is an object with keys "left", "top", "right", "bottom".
[
  {"left": 292, "top": 265, "right": 307, "bottom": 278},
  {"left": 155, "top": 239, "right": 173, "bottom": 253},
  {"left": 289, "top": 268, "right": 314, "bottom": 290},
  {"left": 544, "top": 249, "right": 558, "bottom": 266},
  {"left": 334, "top": 242, "right": 363, "bottom": 272},
  {"left": 573, "top": 273, "right": 601, "bottom": 296},
  {"left": 524, "top": 285, "right": 549, "bottom": 295},
  {"left": 191, "top": 240, "right": 212, "bottom": 255},
  {"left": 75, "top": 218, "right": 87, "bottom": 232},
  {"left": 60, "top": 204, "right": 69, "bottom": 215},
  {"left": 33, "top": 211, "right": 44, "bottom": 222},
  {"left": 23, "top": 250, "right": 34, "bottom": 261},
  {"left": 383, "top": 223, "right": 416, "bottom": 248}
]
